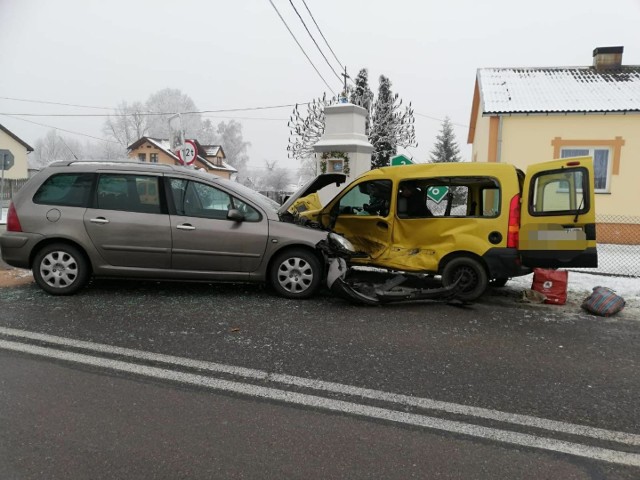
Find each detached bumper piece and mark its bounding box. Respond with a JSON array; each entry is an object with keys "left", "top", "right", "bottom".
[{"left": 326, "top": 258, "right": 461, "bottom": 306}]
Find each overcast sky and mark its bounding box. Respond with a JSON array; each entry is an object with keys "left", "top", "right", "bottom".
[{"left": 1, "top": 0, "right": 639, "bottom": 170}]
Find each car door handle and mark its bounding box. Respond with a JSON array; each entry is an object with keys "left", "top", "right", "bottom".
[
  {"left": 90, "top": 217, "right": 110, "bottom": 224},
  {"left": 176, "top": 223, "right": 196, "bottom": 231}
]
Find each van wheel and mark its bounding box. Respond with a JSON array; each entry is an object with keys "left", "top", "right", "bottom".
[
  {"left": 490, "top": 277, "right": 509, "bottom": 288},
  {"left": 442, "top": 257, "right": 488, "bottom": 301},
  {"left": 32, "top": 243, "right": 90, "bottom": 295},
  {"left": 269, "top": 249, "right": 322, "bottom": 299}
]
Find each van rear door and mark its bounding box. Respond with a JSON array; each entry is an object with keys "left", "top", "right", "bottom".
[{"left": 519, "top": 157, "right": 597, "bottom": 268}]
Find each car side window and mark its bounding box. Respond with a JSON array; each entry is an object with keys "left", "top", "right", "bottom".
[
  {"left": 33, "top": 173, "right": 95, "bottom": 207},
  {"left": 96, "top": 174, "right": 161, "bottom": 214},
  {"left": 338, "top": 180, "right": 392, "bottom": 217},
  {"left": 170, "top": 179, "right": 260, "bottom": 221}
]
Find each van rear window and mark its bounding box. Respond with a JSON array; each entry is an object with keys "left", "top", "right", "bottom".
[{"left": 33, "top": 173, "right": 95, "bottom": 207}]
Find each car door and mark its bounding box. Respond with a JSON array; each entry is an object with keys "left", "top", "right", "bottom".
[
  {"left": 519, "top": 156, "right": 597, "bottom": 268},
  {"left": 83, "top": 173, "right": 172, "bottom": 268},
  {"left": 319, "top": 179, "right": 394, "bottom": 262},
  {"left": 167, "top": 178, "right": 269, "bottom": 273}
]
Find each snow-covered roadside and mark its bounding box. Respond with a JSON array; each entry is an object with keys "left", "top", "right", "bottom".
[{"left": 496, "top": 271, "right": 640, "bottom": 321}]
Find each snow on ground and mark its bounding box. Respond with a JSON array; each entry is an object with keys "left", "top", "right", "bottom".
[{"left": 500, "top": 270, "right": 639, "bottom": 321}]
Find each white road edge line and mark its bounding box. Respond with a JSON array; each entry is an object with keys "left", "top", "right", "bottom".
[
  {"left": 1, "top": 339, "right": 639, "bottom": 468},
  {"left": 1, "top": 326, "right": 639, "bottom": 447}
]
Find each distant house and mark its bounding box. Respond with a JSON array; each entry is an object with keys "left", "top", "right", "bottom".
[
  {"left": 0, "top": 124, "right": 34, "bottom": 201},
  {"left": 0, "top": 124, "right": 33, "bottom": 181},
  {"left": 468, "top": 46, "right": 640, "bottom": 243},
  {"left": 127, "top": 137, "right": 237, "bottom": 180}
]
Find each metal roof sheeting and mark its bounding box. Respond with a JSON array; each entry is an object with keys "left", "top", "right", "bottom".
[{"left": 478, "top": 67, "right": 640, "bottom": 114}]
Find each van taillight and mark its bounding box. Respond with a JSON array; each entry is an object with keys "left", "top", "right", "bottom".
[
  {"left": 507, "top": 194, "right": 520, "bottom": 248},
  {"left": 6, "top": 203, "right": 22, "bottom": 232}
]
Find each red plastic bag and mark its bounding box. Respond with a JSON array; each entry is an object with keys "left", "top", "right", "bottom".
[{"left": 532, "top": 268, "right": 568, "bottom": 305}]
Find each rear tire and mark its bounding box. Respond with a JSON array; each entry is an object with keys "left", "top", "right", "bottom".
[
  {"left": 32, "top": 243, "right": 90, "bottom": 295},
  {"left": 269, "top": 248, "right": 322, "bottom": 299},
  {"left": 442, "top": 257, "right": 488, "bottom": 301}
]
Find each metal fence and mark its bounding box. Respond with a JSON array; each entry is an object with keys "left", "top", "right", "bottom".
[{"left": 579, "top": 215, "right": 640, "bottom": 278}]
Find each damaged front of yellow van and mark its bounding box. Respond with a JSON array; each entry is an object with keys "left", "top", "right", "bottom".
[{"left": 283, "top": 158, "right": 596, "bottom": 302}]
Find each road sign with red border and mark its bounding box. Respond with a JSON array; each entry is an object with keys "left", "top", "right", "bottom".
[{"left": 177, "top": 140, "right": 198, "bottom": 165}]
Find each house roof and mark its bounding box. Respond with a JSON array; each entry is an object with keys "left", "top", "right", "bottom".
[
  {"left": 127, "top": 136, "right": 236, "bottom": 173},
  {"left": 199, "top": 144, "right": 226, "bottom": 158},
  {"left": 477, "top": 66, "right": 640, "bottom": 114},
  {"left": 0, "top": 124, "right": 34, "bottom": 152}
]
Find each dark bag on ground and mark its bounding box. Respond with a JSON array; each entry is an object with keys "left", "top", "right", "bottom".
[
  {"left": 581, "top": 287, "right": 626, "bottom": 317},
  {"left": 532, "top": 268, "right": 568, "bottom": 305}
]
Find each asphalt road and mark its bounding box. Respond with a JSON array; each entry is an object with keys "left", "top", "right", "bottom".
[{"left": 1, "top": 279, "right": 639, "bottom": 479}]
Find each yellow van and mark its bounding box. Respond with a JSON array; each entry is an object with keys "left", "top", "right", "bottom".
[{"left": 284, "top": 157, "right": 597, "bottom": 301}]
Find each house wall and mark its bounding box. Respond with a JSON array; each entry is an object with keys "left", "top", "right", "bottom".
[
  {"left": 470, "top": 111, "right": 491, "bottom": 163},
  {"left": 471, "top": 113, "right": 640, "bottom": 243},
  {"left": 128, "top": 142, "right": 175, "bottom": 166},
  {"left": 128, "top": 142, "right": 233, "bottom": 179},
  {"left": 0, "top": 131, "right": 29, "bottom": 180}
]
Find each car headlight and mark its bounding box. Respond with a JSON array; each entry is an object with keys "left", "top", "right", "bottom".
[{"left": 329, "top": 233, "right": 355, "bottom": 252}]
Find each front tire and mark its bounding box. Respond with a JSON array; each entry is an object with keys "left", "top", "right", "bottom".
[
  {"left": 442, "top": 257, "right": 488, "bottom": 301},
  {"left": 32, "top": 243, "right": 90, "bottom": 295},
  {"left": 269, "top": 248, "right": 322, "bottom": 299}
]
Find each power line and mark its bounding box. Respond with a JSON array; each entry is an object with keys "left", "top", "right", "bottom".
[
  {"left": 0, "top": 103, "right": 305, "bottom": 118},
  {"left": 267, "top": 0, "right": 338, "bottom": 95},
  {"left": 287, "top": 0, "right": 343, "bottom": 85},
  {"left": 0, "top": 96, "right": 114, "bottom": 111},
  {"left": 0, "top": 114, "right": 121, "bottom": 144},
  {"left": 301, "top": 0, "right": 350, "bottom": 81},
  {"left": 414, "top": 112, "right": 469, "bottom": 129}
]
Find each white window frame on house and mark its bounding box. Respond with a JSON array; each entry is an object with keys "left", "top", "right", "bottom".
[
  {"left": 560, "top": 147, "right": 612, "bottom": 194},
  {"left": 138, "top": 153, "right": 146, "bottom": 162},
  {"left": 149, "top": 153, "right": 158, "bottom": 163}
]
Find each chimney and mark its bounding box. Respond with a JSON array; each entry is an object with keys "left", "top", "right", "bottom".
[{"left": 592, "top": 46, "right": 624, "bottom": 70}]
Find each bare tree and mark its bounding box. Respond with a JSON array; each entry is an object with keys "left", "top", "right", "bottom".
[
  {"left": 145, "top": 88, "right": 202, "bottom": 139},
  {"left": 102, "top": 101, "right": 148, "bottom": 147},
  {"left": 287, "top": 93, "right": 337, "bottom": 160},
  {"left": 261, "top": 159, "right": 291, "bottom": 194},
  {"left": 214, "top": 120, "right": 251, "bottom": 179},
  {"left": 31, "top": 130, "right": 82, "bottom": 168}
]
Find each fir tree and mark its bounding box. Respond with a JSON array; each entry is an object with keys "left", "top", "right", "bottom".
[
  {"left": 369, "top": 75, "right": 396, "bottom": 168},
  {"left": 429, "top": 117, "right": 461, "bottom": 163},
  {"left": 349, "top": 68, "right": 374, "bottom": 134},
  {"left": 369, "top": 75, "right": 417, "bottom": 169}
]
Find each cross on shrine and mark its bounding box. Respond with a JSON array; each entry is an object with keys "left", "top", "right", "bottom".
[{"left": 340, "top": 66, "right": 350, "bottom": 98}]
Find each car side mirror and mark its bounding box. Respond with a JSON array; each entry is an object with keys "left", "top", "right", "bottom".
[{"left": 227, "top": 209, "right": 245, "bottom": 222}]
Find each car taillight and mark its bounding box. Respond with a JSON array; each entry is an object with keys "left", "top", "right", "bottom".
[
  {"left": 507, "top": 194, "right": 520, "bottom": 248},
  {"left": 6, "top": 203, "right": 22, "bottom": 232}
]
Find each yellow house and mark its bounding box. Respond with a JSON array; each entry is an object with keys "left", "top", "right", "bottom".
[
  {"left": 127, "top": 137, "right": 237, "bottom": 180},
  {"left": 0, "top": 124, "right": 33, "bottom": 181},
  {"left": 468, "top": 46, "right": 640, "bottom": 243}
]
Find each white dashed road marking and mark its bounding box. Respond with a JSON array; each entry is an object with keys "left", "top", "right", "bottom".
[{"left": 1, "top": 327, "right": 639, "bottom": 467}]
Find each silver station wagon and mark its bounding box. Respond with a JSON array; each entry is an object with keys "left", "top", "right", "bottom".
[{"left": 0, "top": 161, "right": 354, "bottom": 297}]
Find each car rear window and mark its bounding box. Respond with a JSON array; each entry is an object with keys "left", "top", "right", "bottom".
[{"left": 33, "top": 173, "right": 95, "bottom": 207}]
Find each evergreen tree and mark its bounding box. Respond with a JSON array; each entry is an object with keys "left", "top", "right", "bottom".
[
  {"left": 349, "top": 68, "right": 374, "bottom": 134},
  {"left": 369, "top": 75, "right": 396, "bottom": 169},
  {"left": 429, "top": 117, "right": 461, "bottom": 163}
]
